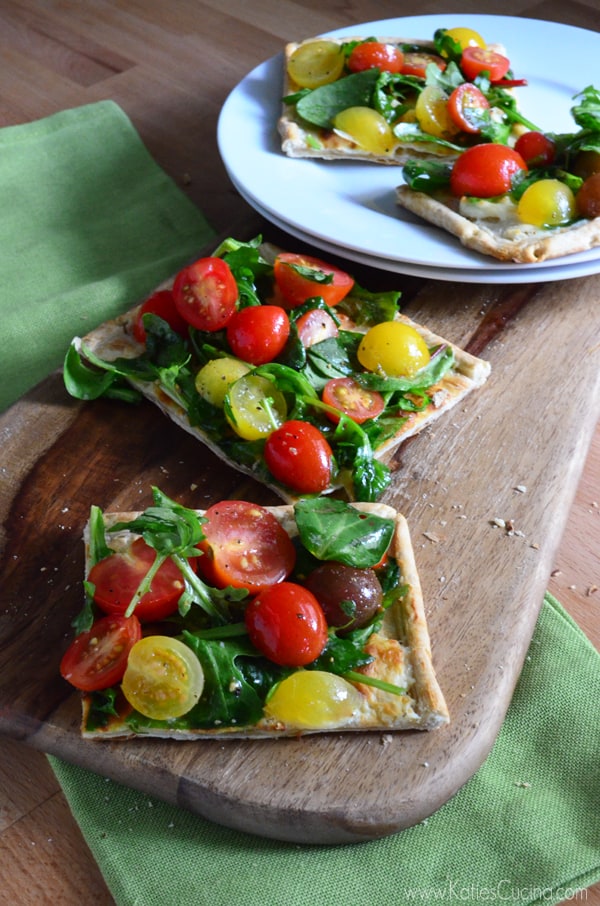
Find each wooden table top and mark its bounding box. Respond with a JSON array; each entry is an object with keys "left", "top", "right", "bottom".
[{"left": 0, "top": 1, "right": 598, "bottom": 903}]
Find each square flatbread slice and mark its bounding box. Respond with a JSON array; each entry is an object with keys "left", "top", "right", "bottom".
[
  {"left": 79, "top": 502, "right": 450, "bottom": 739},
  {"left": 395, "top": 185, "right": 600, "bottom": 263}
]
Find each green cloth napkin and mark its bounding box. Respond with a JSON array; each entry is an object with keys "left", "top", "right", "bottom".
[
  {"left": 50, "top": 593, "right": 600, "bottom": 906},
  {"left": 0, "top": 99, "right": 213, "bottom": 412}
]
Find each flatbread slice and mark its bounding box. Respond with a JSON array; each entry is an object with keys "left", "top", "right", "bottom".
[
  {"left": 396, "top": 186, "right": 600, "bottom": 263},
  {"left": 69, "top": 240, "right": 491, "bottom": 502},
  {"left": 77, "top": 500, "right": 449, "bottom": 739}
]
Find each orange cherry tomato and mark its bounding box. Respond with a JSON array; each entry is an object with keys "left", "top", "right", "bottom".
[
  {"left": 196, "top": 500, "right": 296, "bottom": 593},
  {"left": 347, "top": 41, "right": 404, "bottom": 74},
  {"left": 322, "top": 377, "right": 385, "bottom": 424},
  {"left": 450, "top": 144, "right": 527, "bottom": 197},
  {"left": 447, "top": 83, "right": 490, "bottom": 134},
  {"left": 273, "top": 253, "right": 354, "bottom": 309},
  {"left": 460, "top": 46, "right": 510, "bottom": 82}
]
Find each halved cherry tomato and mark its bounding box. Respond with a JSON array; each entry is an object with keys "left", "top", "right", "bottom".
[
  {"left": 132, "top": 290, "right": 188, "bottom": 344},
  {"left": 60, "top": 614, "right": 142, "bottom": 691},
  {"left": 172, "top": 257, "right": 238, "bottom": 331},
  {"left": 296, "top": 309, "right": 339, "bottom": 347},
  {"left": 121, "top": 635, "right": 204, "bottom": 720},
  {"left": 401, "top": 51, "right": 446, "bottom": 78},
  {"left": 347, "top": 41, "right": 404, "bottom": 74},
  {"left": 450, "top": 144, "right": 527, "bottom": 197},
  {"left": 196, "top": 500, "right": 296, "bottom": 593},
  {"left": 514, "top": 131, "right": 556, "bottom": 167},
  {"left": 226, "top": 305, "right": 290, "bottom": 365},
  {"left": 460, "top": 46, "right": 510, "bottom": 82},
  {"left": 245, "top": 582, "right": 328, "bottom": 667},
  {"left": 89, "top": 537, "right": 192, "bottom": 621},
  {"left": 447, "top": 83, "right": 490, "bottom": 134},
  {"left": 264, "top": 420, "right": 333, "bottom": 494},
  {"left": 322, "top": 377, "right": 385, "bottom": 424},
  {"left": 273, "top": 253, "right": 354, "bottom": 309}
]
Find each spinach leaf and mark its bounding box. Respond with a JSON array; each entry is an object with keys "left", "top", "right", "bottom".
[
  {"left": 296, "top": 69, "right": 380, "bottom": 128},
  {"left": 294, "top": 497, "right": 395, "bottom": 567},
  {"left": 337, "top": 283, "right": 401, "bottom": 326},
  {"left": 402, "top": 159, "right": 452, "bottom": 193}
]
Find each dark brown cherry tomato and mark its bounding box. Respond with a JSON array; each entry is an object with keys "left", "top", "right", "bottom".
[
  {"left": 196, "top": 500, "right": 296, "bottom": 593},
  {"left": 295, "top": 308, "right": 339, "bottom": 347},
  {"left": 573, "top": 150, "right": 600, "bottom": 180},
  {"left": 303, "top": 562, "right": 383, "bottom": 634},
  {"left": 273, "top": 253, "right": 354, "bottom": 309},
  {"left": 60, "top": 614, "right": 142, "bottom": 691},
  {"left": 89, "top": 537, "right": 193, "bottom": 621},
  {"left": 576, "top": 173, "right": 600, "bottom": 219},
  {"left": 347, "top": 41, "right": 404, "bottom": 74},
  {"left": 401, "top": 52, "right": 446, "bottom": 78},
  {"left": 264, "top": 420, "right": 333, "bottom": 494},
  {"left": 226, "top": 305, "right": 290, "bottom": 365},
  {"left": 245, "top": 582, "right": 328, "bottom": 666},
  {"left": 514, "top": 131, "right": 556, "bottom": 167},
  {"left": 450, "top": 144, "right": 527, "bottom": 197},
  {"left": 460, "top": 46, "right": 510, "bottom": 82},
  {"left": 132, "top": 289, "right": 188, "bottom": 344},
  {"left": 172, "top": 257, "right": 238, "bottom": 331},
  {"left": 447, "top": 83, "right": 490, "bottom": 134},
  {"left": 322, "top": 376, "right": 385, "bottom": 424}
]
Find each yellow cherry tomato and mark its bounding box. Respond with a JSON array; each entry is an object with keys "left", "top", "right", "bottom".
[
  {"left": 121, "top": 636, "right": 204, "bottom": 720},
  {"left": 443, "top": 27, "right": 486, "bottom": 53},
  {"left": 265, "top": 670, "right": 363, "bottom": 729},
  {"left": 287, "top": 40, "right": 345, "bottom": 89},
  {"left": 333, "top": 106, "right": 395, "bottom": 155},
  {"left": 195, "top": 357, "right": 250, "bottom": 408},
  {"left": 224, "top": 373, "right": 287, "bottom": 441},
  {"left": 415, "top": 85, "right": 460, "bottom": 139},
  {"left": 358, "top": 321, "right": 431, "bottom": 378},
  {"left": 517, "top": 179, "right": 577, "bottom": 228}
]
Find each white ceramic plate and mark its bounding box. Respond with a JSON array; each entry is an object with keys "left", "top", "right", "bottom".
[
  {"left": 218, "top": 14, "right": 600, "bottom": 278},
  {"left": 231, "top": 176, "right": 600, "bottom": 284}
]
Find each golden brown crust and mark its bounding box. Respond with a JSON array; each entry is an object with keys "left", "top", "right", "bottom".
[
  {"left": 396, "top": 185, "right": 600, "bottom": 263},
  {"left": 80, "top": 503, "right": 449, "bottom": 738}
]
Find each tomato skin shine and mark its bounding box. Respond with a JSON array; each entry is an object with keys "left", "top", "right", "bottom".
[
  {"left": 347, "top": 41, "right": 404, "bottom": 74},
  {"left": 245, "top": 582, "right": 328, "bottom": 667},
  {"left": 264, "top": 420, "right": 333, "bottom": 494},
  {"left": 287, "top": 40, "right": 345, "bottom": 89},
  {"left": 226, "top": 305, "right": 290, "bottom": 365},
  {"left": 450, "top": 144, "right": 527, "bottom": 198},
  {"left": 517, "top": 179, "right": 576, "bottom": 228},
  {"left": 265, "top": 670, "right": 363, "bottom": 729}
]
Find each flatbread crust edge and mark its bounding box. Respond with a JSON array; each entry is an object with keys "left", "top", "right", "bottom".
[
  {"left": 278, "top": 37, "right": 459, "bottom": 166},
  {"left": 395, "top": 184, "right": 600, "bottom": 263},
  {"left": 80, "top": 503, "right": 449, "bottom": 739},
  {"left": 73, "top": 248, "right": 491, "bottom": 503}
]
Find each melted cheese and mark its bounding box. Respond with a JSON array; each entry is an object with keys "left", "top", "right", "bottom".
[{"left": 458, "top": 196, "right": 547, "bottom": 241}]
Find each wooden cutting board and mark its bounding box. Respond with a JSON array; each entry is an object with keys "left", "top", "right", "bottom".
[{"left": 1, "top": 223, "right": 599, "bottom": 844}]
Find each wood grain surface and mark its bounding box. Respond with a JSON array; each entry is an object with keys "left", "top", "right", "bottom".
[{"left": 0, "top": 0, "right": 598, "bottom": 903}]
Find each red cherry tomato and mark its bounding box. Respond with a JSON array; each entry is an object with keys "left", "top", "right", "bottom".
[
  {"left": 450, "top": 144, "right": 528, "bottom": 198},
  {"left": 245, "top": 582, "right": 328, "bottom": 666},
  {"left": 295, "top": 309, "right": 339, "bottom": 347},
  {"left": 132, "top": 290, "right": 188, "bottom": 344},
  {"left": 89, "top": 537, "right": 192, "bottom": 621},
  {"left": 347, "top": 41, "right": 404, "bottom": 74},
  {"left": 322, "top": 377, "right": 385, "bottom": 424},
  {"left": 196, "top": 500, "right": 296, "bottom": 593},
  {"left": 460, "top": 46, "right": 510, "bottom": 82},
  {"left": 447, "top": 83, "right": 490, "bottom": 134},
  {"left": 172, "top": 257, "right": 238, "bottom": 331},
  {"left": 514, "top": 131, "right": 556, "bottom": 167},
  {"left": 60, "top": 614, "right": 142, "bottom": 691},
  {"left": 273, "top": 253, "right": 354, "bottom": 309},
  {"left": 401, "top": 52, "right": 446, "bottom": 78},
  {"left": 225, "top": 305, "right": 290, "bottom": 365},
  {"left": 264, "top": 420, "right": 333, "bottom": 494}
]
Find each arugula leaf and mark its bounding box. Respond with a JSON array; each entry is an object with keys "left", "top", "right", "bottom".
[
  {"left": 294, "top": 497, "right": 395, "bottom": 567},
  {"left": 402, "top": 159, "right": 452, "bottom": 193},
  {"left": 336, "top": 283, "right": 401, "bottom": 326},
  {"left": 296, "top": 69, "right": 380, "bottom": 128}
]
